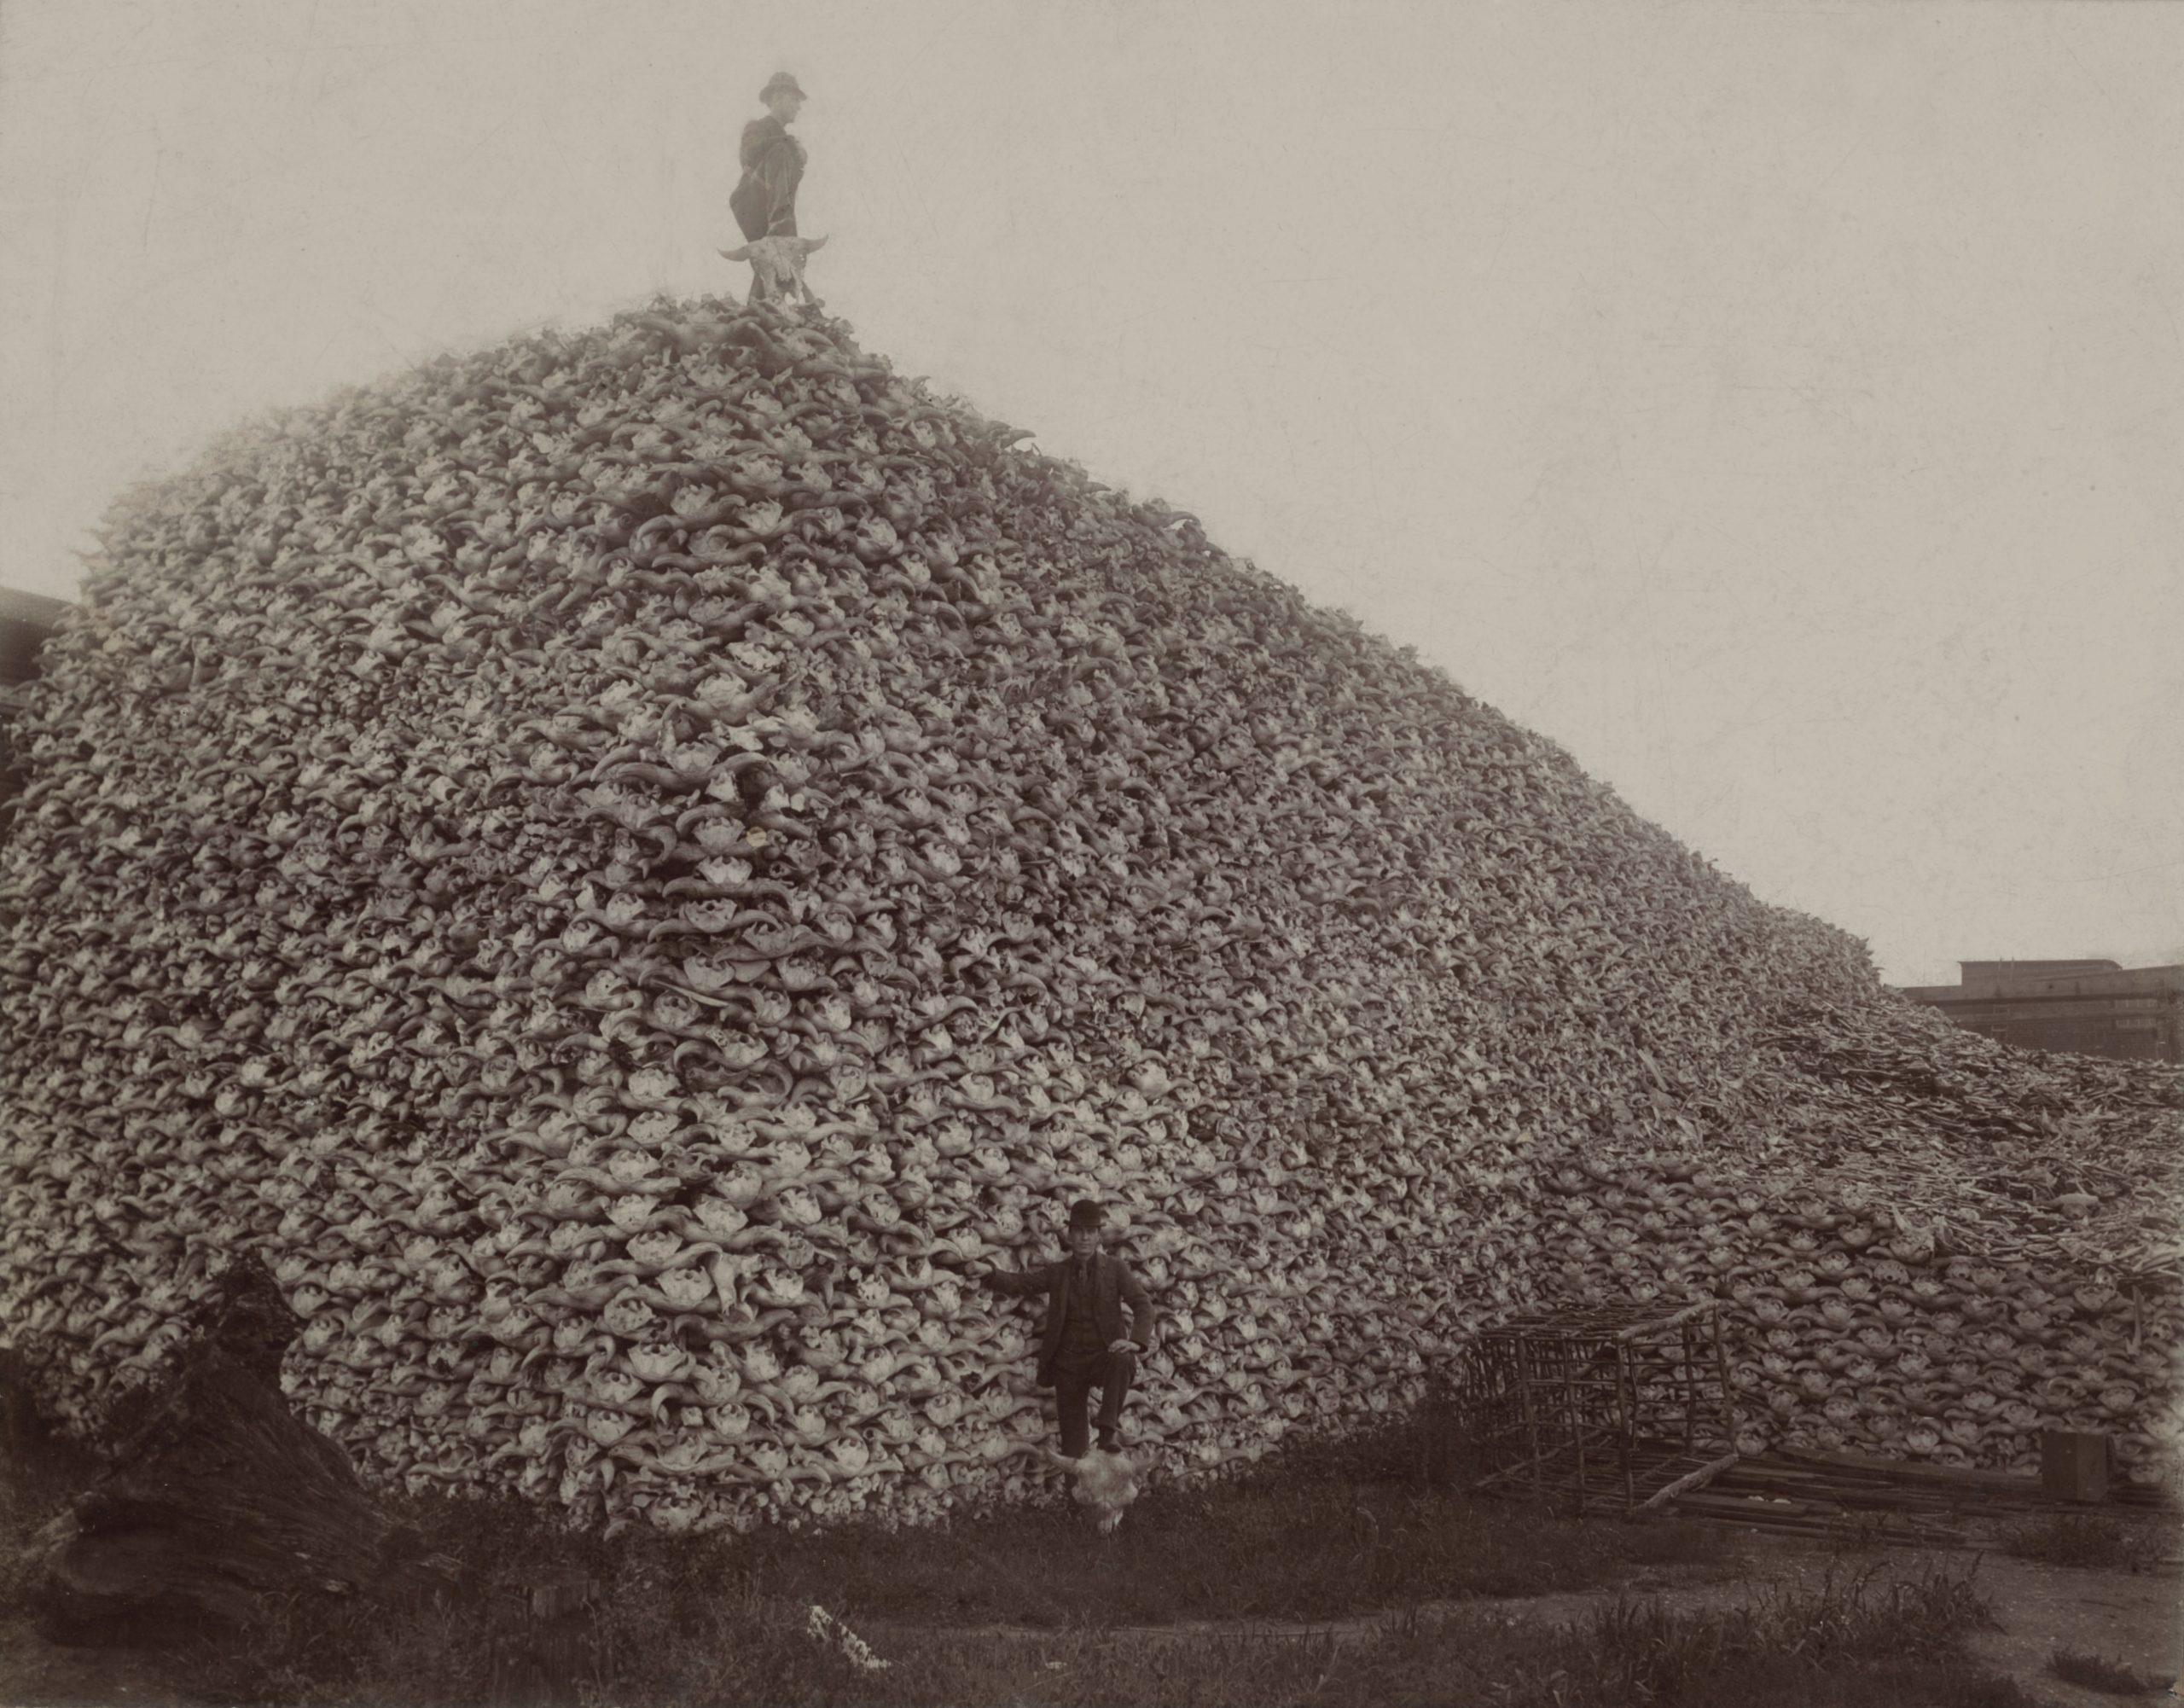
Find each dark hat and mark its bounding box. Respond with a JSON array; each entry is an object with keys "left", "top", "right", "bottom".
[
  {"left": 760, "top": 72, "right": 807, "bottom": 102},
  {"left": 1068, "top": 1199, "right": 1104, "bottom": 1232}
]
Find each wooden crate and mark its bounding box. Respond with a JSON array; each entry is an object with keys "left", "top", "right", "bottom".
[
  {"left": 2039, "top": 1429, "right": 2113, "bottom": 1504},
  {"left": 1450, "top": 1301, "right": 1740, "bottom": 1515}
]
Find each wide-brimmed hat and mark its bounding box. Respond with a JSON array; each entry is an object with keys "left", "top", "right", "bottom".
[{"left": 761, "top": 73, "right": 807, "bottom": 102}]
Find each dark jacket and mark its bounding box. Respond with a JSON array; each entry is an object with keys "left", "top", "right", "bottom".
[
  {"left": 732, "top": 116, "right": 805, "bottom": 240},
  {"left": 985, "top": 1252, "right": 1157, "bottom": 1389}
]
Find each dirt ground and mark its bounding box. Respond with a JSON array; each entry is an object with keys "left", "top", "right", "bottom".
[
  {"left": 0, "top": 1621, "right": 181, "bottom": 1708},
  {"left": 4, "top": 1525, "right": 2180, "bottom": 1706},
  {"left": 1507, "top": 1541, "right": 2184, "bottom": 1707},
  {"left": 1957, "top": 1552, "right": 2181, "bottom": 1705},
  {"left": 855, "top": 1531, "right": 2184, "bottom": 1705},
  {"left": 1590, "top": 1542, "right": 2184, "bottom": 1707}
]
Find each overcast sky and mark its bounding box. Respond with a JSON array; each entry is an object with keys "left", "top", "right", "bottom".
[{"left": 3, "top": 1, "right": 2179, "bottom": 988}]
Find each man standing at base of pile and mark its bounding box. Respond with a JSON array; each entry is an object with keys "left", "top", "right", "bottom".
[
  {"left": 979, "top": 1200, "right": 1157, "bottom": 1457},
  {"left": 731, "top": 73, "right": 809, "bottom": 297}
]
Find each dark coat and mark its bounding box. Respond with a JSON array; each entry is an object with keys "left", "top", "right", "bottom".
[
  {"left": 732, "top": 116, "right": 805, "bottom": 240},
  {"left": 984, "top": 1252, "right": 1158, "bottom": 1389}
]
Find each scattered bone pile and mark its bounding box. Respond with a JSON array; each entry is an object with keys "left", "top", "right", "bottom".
[
  {"left": 3, "top": 297, "right": 2177, "bottom": 1533},
  {"left": 1536, "top": 999, "right": 2181, "bottom": 1470}
]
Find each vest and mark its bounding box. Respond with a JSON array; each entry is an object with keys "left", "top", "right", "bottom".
[{"left": 1059, "top": 1257, "right": 1105, "bottom": 1357}]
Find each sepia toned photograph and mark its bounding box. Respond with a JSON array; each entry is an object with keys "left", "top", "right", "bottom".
[{"left": 1, "top": 3, "right": 2180, "bottom": 1703}]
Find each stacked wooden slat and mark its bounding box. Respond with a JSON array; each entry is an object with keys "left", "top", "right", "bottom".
[{"left": 1666, "top": 1443, "right": 2177, "bottom": 1546}]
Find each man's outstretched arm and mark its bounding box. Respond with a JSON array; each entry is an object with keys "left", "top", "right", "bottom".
[{"left": 981, "top": 1260, "right": 1057, "bottom": 1298}]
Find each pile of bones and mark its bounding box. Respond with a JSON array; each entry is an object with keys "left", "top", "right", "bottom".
[{"left": 3, "top": 297, "right": 2177, "bottom": 1533}]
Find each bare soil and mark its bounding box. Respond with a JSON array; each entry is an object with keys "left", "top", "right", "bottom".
[
  {"left": 4, "top": 1521, "right": 2178, "bottom": 1706},
  {"left": 840, "top": 1531, "right": 2177, "bottom": 1705},
  {"left": 849, "top": 1530, "right": 2184, "bottom": 1703},
  {"left": 1960, "top": 1553, "right": 2181, "bottom": 1705}
]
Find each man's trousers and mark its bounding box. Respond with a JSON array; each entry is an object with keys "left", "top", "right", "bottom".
[{"left": 1052, "top": 1345, "right": 1136, "bottom": 1458}]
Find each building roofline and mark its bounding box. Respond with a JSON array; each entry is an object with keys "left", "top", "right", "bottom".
[
  {"left": 0, "top": 587, "right": 71, "bottom": 628},
  {"left": 1901, "top": 964, "right": 2184, "bottom": 1003}
]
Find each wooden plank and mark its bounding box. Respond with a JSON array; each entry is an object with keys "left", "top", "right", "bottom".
[
  {"left": 1719, "top": 1473, "right": 1961, "bottom": 1506},
  {"left": 1757, "top": 1466, "right": 2092, "bottom": 1513},
  {"left": 1671, "top": 1498, "right": 1966, "bottom": 1548},
  {"left": 1774, "top": 1445, "right": 2045, "bottom": 1492},
  {"left": 1638, "top": 1450, "right": 1742, "bottom": 1512},
  {"left": 1711, "top": 1452, "right": 2123, "bottom": 1525},
  {"left": 1674, "top": 1491, "right": 1839, "bottom": 1518},
  {"left": 1723, "top": 1479, "right": 1996, "bottom": 1517}
]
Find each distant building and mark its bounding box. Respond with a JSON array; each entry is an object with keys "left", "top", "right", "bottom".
[
  {"left": 1, "top": 587, "right": 70, "bottom": 828},
  {"left": 1899, "top": 961, "right": 2184, "bottom": 1063},
  {"left": 0, "top": 586, "right": 67, "bottom": 689}
]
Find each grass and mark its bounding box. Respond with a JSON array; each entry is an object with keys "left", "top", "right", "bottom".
[
  {"left": 148, "top": 1553, "right": 2041, "bottom": 1708},
  {"left": 0, "top": 1405, "right": 2049, "bottom": 1708},
  {"left": 2047, "top": 1645, "right": 2160, "bottom": 1698},
  {"left": 233, "top": 1422, "right": 1740, "bottom": 1638},
  {"left": 697, "top": 1474, "right": 1734, "bottom": 1629},
  {"left": 1318, "top": 1563, "right": 2045, "bottom": 1708},
  {"left": 1995, "top": 1511, "right": 2167, "bottom": 1573}
]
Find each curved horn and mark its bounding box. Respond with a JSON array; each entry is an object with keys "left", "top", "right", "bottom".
[{"left": 718, "top": 245, "right": 752, "bottom": 262}]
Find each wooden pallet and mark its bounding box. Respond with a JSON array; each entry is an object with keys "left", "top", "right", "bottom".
[
  {"left": 1660, "top": 1445, "right": 2179, "bottom": 1547},
  {"left": 1474, "top": 1438, "right": 1740, "bottom": 1509}
]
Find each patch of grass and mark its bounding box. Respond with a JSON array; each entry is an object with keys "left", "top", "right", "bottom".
[
  {"left": 2048, "top": 1645, "right": 2158, "bottom": 1697},
  {"left": 187, "top": 1576, "right": 939, "bottom": 1708},
  {"left": 1372, "top": 1561, "right": 2042, "bottom": 1708},
  {"left": 0, "top": 1458, "right": 71, "bottom": 1620},
  {"left": 696, "top": 1466, "right": 1745, "bottom": 1628},
  {"left": 0, "top": 1368, "right": 2080, "bottom": 1708},
  {"left": 863, "top": 1560, "right": 2039, "bottom": 1708},
  {"left": 1996, "top": 1512, "right": 2163, "bottom": 1572},
  {"left": 1821, "top": 1512, "right": 1895, "bottom": 1556},
  {"left": 152, "top": 1467, "right": 1739, "bottom": 1699},
  {"left": 1612, "top": 1515, "right": 1731, "bottom": 1569},
  {"left": 1269, "top": 1407, "right": 1478, "bottom": 1488},
  {"left": 0, "top": 1462, "right": 2041, "bottom": 1708}
]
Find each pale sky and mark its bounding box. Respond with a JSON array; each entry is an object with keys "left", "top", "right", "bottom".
[{"left": 2, "top": 1, "right": 2179, "bottom": 989}]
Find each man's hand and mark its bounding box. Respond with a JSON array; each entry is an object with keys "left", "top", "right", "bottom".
[{"left": 1108, "top": 1338, "right": 1141, "bottom": 1355}]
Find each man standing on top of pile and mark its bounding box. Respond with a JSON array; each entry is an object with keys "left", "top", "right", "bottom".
[
  {"left": 731, "top": 73, "right": 809, "bottom": 274},
  {"left": 978, "top": 1199, "right": 1157, "bottom": 1457}
]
